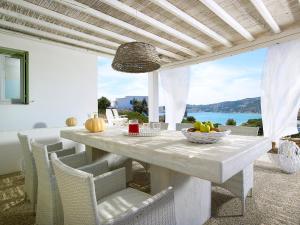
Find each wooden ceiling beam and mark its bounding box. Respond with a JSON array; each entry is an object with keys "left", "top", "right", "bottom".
[
  {"left": 149, "top": 0, "right": 232, "bottom": 47},
  {"left": 200, "top": 0, "right": 255, "bottom": 41},
  {"left": 5, "top": 0, "right": 184, "bottom": 61},
  {"left": 250, "top": 0, "right": 281, "bottom": 33},
  {"left": 100, "top": 0, "right": 213, "bottom": 53},
  {"left": 0, "top": 20, "right": 116, "bottom": 54},
  {"left": 57, "top": 0, "right": 197, "bottom": 57}
]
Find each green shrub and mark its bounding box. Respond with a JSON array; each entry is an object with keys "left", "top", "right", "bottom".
[
  {"left": 242, "top": 118, "right": 262, "bottom": 127},
  {"left": 186, "top": 116, "right": 196, "bottom": 123},
  {"left": 214, "top": 123, "right": 221, "bottom": 128},
  {"left": 119, "top": 111, "right": 148, "bottom": 123},
  {"left": 226, "top": 118, "right": 237, "bottom": 126}
]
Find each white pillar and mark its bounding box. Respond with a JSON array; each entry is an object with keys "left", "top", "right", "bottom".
[{"left": 148, "top": 71, "right": 159, "bottom": 122}]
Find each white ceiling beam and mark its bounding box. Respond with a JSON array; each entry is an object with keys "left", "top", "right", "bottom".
[
  {"left": 57, "top": 0, "right": 197, "bottom": 57},
  {"left": 162, "top": 24, "right": 300, "bottom": 70},
  {"left": 149, "top": 0, "right": 232, "bottom": 47},
  {"left": 0, "top": 28, "right": 113, "bottom": 57},
  {"left": 0, "top": 20, "right": 116, "bottom": 55},
  {"left": 250, "top": 0, "right": 281, "bottom": 33},
  {"left": 200, "top": 0, "right": 254, "bottom": 41},
  {"left": 0, "top": 8, "right": 119, "bottom": 48},
  {"left": 6, "top": 0, "right": 131, "bottom": 42},
  {"left": 100, "top": 0, "right": 213, "bottom": 53},
  {"left": 6, "top": 0, "right": 184, "bottom": 61}
]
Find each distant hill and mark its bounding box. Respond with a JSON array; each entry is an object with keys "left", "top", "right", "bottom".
[{"left": 187, "top": 97, "right": 261, "bottom": 113}]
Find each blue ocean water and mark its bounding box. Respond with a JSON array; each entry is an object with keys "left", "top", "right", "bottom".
[{"left": 188, "top": 112, "right": 261, "bottom": 125}]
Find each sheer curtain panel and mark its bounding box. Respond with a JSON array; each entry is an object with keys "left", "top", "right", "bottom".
[
  {"left": 261, "top": 39, "right": 300, "bottom": 143},
  {"left": 160, "top": 67, "right": 190, "bottom": 130}
]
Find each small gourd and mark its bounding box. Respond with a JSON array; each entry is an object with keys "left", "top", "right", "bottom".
[
  {"left": 85, "top": 114, "right": 106, "bottom": 133},
  {"left": 66, "top": 117, "right": 77, "bottom": 127}
]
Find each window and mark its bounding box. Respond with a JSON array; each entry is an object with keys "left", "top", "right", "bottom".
[{"left": 0, "top": 47, "right": 29, "bottom": 104}]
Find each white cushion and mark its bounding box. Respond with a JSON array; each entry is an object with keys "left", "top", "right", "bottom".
[{"left": 97, "top": 188, "right": 151, "bottom": 223}]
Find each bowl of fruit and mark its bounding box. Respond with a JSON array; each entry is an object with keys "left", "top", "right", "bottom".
[{"left": 181, "top": 121, "right": 231, "bottom": 144}]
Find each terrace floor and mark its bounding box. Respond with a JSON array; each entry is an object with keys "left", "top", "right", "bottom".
[{"left": 0, "top": 160, "right": 299, "bottom": 225}]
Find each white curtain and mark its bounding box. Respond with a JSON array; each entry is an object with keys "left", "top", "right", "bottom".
[
  {"left": 261, "top": 39, "right": 300, "bottom": 142},
  {"left": 160, "top": 67, "right": 190, "bottom": 130}
]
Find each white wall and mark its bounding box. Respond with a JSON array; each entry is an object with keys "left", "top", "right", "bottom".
[{"left": 0, "top": 32, "right": 98, "bottom": 175}]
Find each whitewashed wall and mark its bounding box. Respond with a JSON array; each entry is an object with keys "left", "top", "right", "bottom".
[{"left": 0, "top": 32, "right": 98, "bottom": 175}]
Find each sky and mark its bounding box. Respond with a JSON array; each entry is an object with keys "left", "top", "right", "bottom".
[{"left": 97, "top": 47, "right": 267, "bottom": 105}]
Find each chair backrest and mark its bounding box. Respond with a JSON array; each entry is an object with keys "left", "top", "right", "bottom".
[
  {"left": 219, "top": 125, "right": 259, "bottom": 136},
  {"left": 112, "top": 108, "right": 119, "bottom": 119},
  {"left": 106, "top": 109, "right": 115, "bottom": 126},
  {"left": 17, "top": 133, "right": 37, "bottom": 205},
  {"left": 176, "top": 123, "right": 193, "bottom": 131},
  {"left": 32, "top": 142, "right": 59, "bottom": 225},
  {"left": 51, "top": 153, "right": 100, "bottom": 225}
]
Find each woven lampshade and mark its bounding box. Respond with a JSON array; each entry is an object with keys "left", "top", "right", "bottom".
[{"left": 112, "top": 42, "right": 161, "bottom": 73}]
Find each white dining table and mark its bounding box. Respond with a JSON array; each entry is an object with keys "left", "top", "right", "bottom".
[{"left": 61, "top": 128, "right": 271, "bottom": 225}]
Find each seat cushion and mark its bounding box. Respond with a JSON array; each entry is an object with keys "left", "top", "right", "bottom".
[{"left": 97, "top": 188, "right": 151, "bottom": 223}]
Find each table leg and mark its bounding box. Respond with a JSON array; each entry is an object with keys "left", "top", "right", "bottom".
[
  {"left": 85, "top": 145, "right": 109, "bottom": 163},
  {"left": 85, "top": 145, "right": 133, "bottom": 182},
  {"left": 150, "top": 165, "right": 211, "bottom": 225}
]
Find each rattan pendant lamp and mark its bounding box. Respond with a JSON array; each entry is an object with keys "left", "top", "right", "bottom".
[{"left": 112, "top": 42, "right": 161, "bottom": 73}]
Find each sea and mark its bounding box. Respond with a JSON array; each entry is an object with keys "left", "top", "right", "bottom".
[{"left": 187, "top": 112, "right": 261, "bottom": 125}]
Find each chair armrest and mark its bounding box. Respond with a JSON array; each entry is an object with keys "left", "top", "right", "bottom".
[
  {"left": 46, "top": 142, "right": 63, "bottom": 152},
  {"left": 59, "top": 151, "right": 87, "bottom": 168},
  {"left": 105, "top": 187, "right": 176, "bottom": 225},
  {"left": 78, "top": 160, "right": 109, "bottom": 177},
  {"left": 53, "top": 147, "right": 76, "bottom": 157},
  {"left": 93, "top": 167, "right": 126, "bottom": 200}
]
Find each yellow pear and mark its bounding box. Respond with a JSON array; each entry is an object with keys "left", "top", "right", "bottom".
[
  {"left": 199, "top": 123, "right": 207, "bottom": 132},
  {"left": 204, "top": 124, "right": 211, "bottom": 133},
  {"left": 194, "top": 121, "right": 202, "bottom": 130}
]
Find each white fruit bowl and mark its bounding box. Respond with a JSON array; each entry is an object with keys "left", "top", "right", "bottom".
[{"left": 181, "top": 128, "right": 231, "bottom": 144}]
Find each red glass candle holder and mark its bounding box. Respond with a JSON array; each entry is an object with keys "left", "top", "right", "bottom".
[{"left": 128, "top": 120, "right": 139, "bottom": 134}]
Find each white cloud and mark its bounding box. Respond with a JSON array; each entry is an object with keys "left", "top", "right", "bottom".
[
  {"left": 186, "top": 62, "right": 262, "bottom": 104},
  {"left": 97, "top": 58, "right": 148, "bottom": 101}
]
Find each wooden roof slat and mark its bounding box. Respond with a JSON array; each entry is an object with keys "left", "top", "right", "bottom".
[
  {"left": 200, "top": 0, "right": 255, "bottom": 41},
  {"left": 0, "top": 19, "right": 116, "bottom": 54},
  {"left": 5, "top": 0, "right": 184, "bottom": 61},
  {"left": 250, "top": 0, "right": 281, "bottom": 33},
  {"left": 0, "top": 8, "right": 120, "bottom": 48},
  {"left": 56, "top": 0, "right": 197, "bottom": 57},
  {"left": 149, "top": 0, "right": 232, "bottom": 47},
  {"left": 100, "top": 0, "right": 213, "bottom": 53}
]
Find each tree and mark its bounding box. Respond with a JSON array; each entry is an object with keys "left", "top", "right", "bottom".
[
  {"left": 98, "top": 97, "right": 111, "bottom": 114},
  {"left": 226, "top": 118, "right": 237, "bottom": 126},
  {"left": 130, "top": 98, "right": 148, "bottom": 115}
]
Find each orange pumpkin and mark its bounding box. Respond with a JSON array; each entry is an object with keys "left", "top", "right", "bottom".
[
  {"left": 66, "top": 117, "right": 77, "bottom": 127},
  {"left": 85, "top": 114, "right": 106, "bottom": 133}
]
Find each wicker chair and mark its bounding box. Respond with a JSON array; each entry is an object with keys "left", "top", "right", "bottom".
[
  {"left": 216, "top": 125, "right": 259, "bottom": 215},
  {"left": 32, "top": 142, "right": 109, "bottom": 225},
  {"left": 18, "top": 133, "right": 76, "bottom": 211},
  {"left": 51, "top": 153, "right": 176, "bottom": 225}
]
